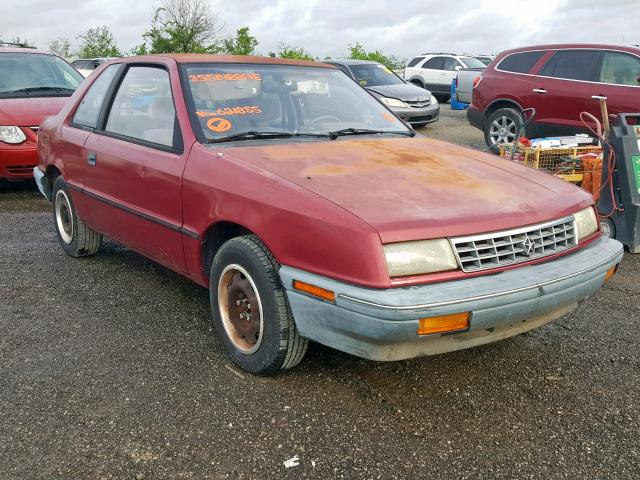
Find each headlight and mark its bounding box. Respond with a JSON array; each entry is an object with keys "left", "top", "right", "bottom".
[
  {"left": 0, "top": 126, "right": 27, "bottom": 144},
  {"left": 380, "top": 97, "right": 409, "bottom": 108},
  {"left": 574, "top": 206, "right": 598, "bottom": 241},
  {"left": 383, "top": 239, "right": 459, "bottom": 277},
  {"left": 430, "top": 96, "right": 438, "bottom": 105}
]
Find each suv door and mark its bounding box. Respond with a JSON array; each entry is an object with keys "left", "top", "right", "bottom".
[
  {"left": 82, "top": 64, "right": 189, "bottom": 273},
  {"left": 527, "top": 49, "right": 602, "bottom": 131},
  {"left": 418, "top": 56, "right": 446, "bottom": 93},
  {"left": 585, "top": 50, "right": 640, "bottom": 122}
]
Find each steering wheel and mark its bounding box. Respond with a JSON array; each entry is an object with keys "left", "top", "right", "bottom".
[{"left": 305, "top": 115, "right": 341, "bottom": 130}]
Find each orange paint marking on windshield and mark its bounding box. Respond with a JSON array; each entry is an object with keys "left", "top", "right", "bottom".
[
  {"left": 382, "top": 112, "right": 398, "bottom": 122},
  {"left": 207, "top": 117, "right": 232, "bottom": 132},
  {"left": 189, "top": 73, "right": 262, "bottom": 82},
  {"left": 197, "top": 106, "right": 262, "bottom": 117}
]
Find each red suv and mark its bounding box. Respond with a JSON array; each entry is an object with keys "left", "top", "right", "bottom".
[
  {"left": 0, "top": 47, "right": 83, "bottom": 180},
  {"left": 467, "top": 44, "right": 640, "bottom": 151}
]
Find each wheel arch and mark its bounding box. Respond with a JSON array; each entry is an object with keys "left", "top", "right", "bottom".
[
  {"left": 482, "top": 98, "right": 523, "bottom": 128},
  {"left": 201, "top": 220, "right": 256, "bottom": 278},
  {"left": 407, "top": 76, "right": 426, "bottom": 88}
]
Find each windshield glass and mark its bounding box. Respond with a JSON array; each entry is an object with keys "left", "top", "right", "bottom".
[
  {"left": 348, "top": 63, "right": 404, "bottom": 87},
  {"left": 0, "top": 53, "right": 84, "bottom": 97},
  {"left": 183, "top": 64, "right": 411, "bottom": 142},
  {"left": 460, "top": 57, "right": 487, "bottom": 68}
]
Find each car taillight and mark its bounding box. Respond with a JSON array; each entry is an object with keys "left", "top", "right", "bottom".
[{"left": 472, "top": 76, "right": 483, "bottom": 88}]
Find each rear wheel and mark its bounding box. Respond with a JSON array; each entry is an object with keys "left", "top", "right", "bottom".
[
  {"left": 600, "top": 218, "right": 616, "bottom": 239},
  {"left": 484, "top": 107, "right": 521, "bottom": 153},
  {"left": 434, "top": 94, "right": 450, "bottom": 103},
  {"left": 52, "top": 176, "right": 102, "bottom": 257},
  {"left": 209, "top": 235, "right": 308, "bottom": 375}
]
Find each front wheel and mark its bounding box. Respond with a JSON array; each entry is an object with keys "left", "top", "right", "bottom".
[
  {"left": 484, "top": 107, "right": 521, "bottom": 153},
  {"left": 52, "top": 176, "right": 102, "bottom": 257},
  {"left": 209, "top": 235, "right": 308, "bottom": 375}
]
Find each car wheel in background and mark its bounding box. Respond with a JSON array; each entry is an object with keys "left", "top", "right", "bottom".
[
  {"left": 210, "top": 235, "right": 308, "bottom": 375},
  {"left": 411, "top": 122, "right": 429, "bottom": 129},
  {"left": 600, "top": 218, "right": 616, "bottom": 239},
  {"left": 484, "top": 107, "right": 522, "bottom": 153},
  {"left": 434, "top": 94, "right": 451, "bottom": 103},
  {"left": 52, "top": 176, "right": 102, "bottom": 257}
]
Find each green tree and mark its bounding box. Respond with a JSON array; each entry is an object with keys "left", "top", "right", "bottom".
[
  {"left": 48, "top": 37, "right": 73, "bottom": 58},
  {"left": 77, "top": 26, "right": 120, "bottom": 58},
  {"left": 277, "top": 44, "right": 315, "bottom": 61},
  {"left": 347, "top": 42, "right": 404, "bottom": 70},
  {"left": 221, "top": 27, "right": 258, "bottom": 55},
  {"left": 141, "top": 0, "right": 223, "bottom": 54}
]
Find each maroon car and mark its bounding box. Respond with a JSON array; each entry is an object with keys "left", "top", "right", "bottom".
[
  {"left": 34, "top": 54, "right": 622, "bottom": 374},
  {"left": 0, "top": 47, "right": 83, "bottom": 180},
  {"left": 467, "top": 44, "right": 640, "bottom": 151}
]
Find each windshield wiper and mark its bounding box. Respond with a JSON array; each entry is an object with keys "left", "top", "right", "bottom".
[
  {"left": 327, "top": 128, "right": 415, "bottom": 139},
  {"left": 5, "top": 87, "right": 75, "bottom": 95},
  {"left": 206, "top": 131, "right": 330, "bottom": 144}
]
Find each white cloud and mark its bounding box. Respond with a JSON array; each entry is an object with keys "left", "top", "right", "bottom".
[{"left": 1, "top": 0, "right": 638, "bottom": 59}]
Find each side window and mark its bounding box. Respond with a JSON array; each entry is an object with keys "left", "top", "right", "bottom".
[
  {"left": 442, "top": 57, "right": 459, "bottom": 71},
  {"left": 600, "top": 52, "right": 640, "bottom": 86},
  {"left": 72, "top": 64, "right": 120, "bottom": 129},
  {"left": 422, "top": 57, "right": 445, "bottom": 70},
  {"left": 497, "top": 51, "right": 546, "bottom": 73},
  {"left": 407, "top": 56, "right": 425, "bottom": 67},
  {"left": 540, "top": 50, "right": 601, "bottom": 81},
  {"left": 105, "top": 66, "right": 177, "bottom": 148}
]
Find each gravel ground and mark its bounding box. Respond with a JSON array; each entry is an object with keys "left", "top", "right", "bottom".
[{"left": 1, "top": 109, "right": 638, "bottom": 479}]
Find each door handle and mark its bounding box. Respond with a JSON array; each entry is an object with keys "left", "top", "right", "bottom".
[
  {"left": 591, "top": 95, "right": 608, "bottom": 100},
  {"left": 87, "top": 152, "right": 97, "bottom": 167},
  {"left": 532, "top": 88, "right": 547, "bottom": 94}
]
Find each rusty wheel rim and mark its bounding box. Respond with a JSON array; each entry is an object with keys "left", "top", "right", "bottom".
[{"left": 217, "top": 264, "right": 263, "bottom": 354}]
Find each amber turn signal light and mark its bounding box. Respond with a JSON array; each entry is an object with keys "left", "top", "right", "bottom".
[
  {"left": 417, "top": 312, "right": 471, "bottom": 335},
  {"left": 603, "top": 265, "right": 618, "bottom": 285},
  {"left": 293, "top": 280, "right": 335, "bottom": 302}
]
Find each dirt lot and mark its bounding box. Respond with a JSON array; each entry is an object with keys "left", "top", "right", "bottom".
[{"left": 1, "top": 109, "right": 639, "bottom": 479}]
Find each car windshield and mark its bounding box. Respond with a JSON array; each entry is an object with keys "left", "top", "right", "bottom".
[
  {"left": 0, "top": 53, "right": 83, "bottom": 97},
  {"left": 183, "top": 64, "right": 412, "bottom": 142},
  {"left": 348, "top": 63, "right": 405, "bottom": 87},
  {"left": 460, "top": 57, "right": 487, "bottom": 68}
]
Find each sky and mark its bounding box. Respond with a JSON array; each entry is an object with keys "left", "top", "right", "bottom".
[{"left": 1, "top": 0, "right": 638, "bottom": 59}]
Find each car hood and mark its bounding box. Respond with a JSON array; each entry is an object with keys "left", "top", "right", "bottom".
[
  {"left": 223, "top": 137, "right": 592, "bottom": 243},
  {"left": 366, "top": 83, "right": 431, "bottom": 101},
  {"left": 0, "top": 97, "right": 69, "bottom": 126}
]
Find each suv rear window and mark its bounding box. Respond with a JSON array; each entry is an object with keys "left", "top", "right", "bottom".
[
  {"left": 407, "top": 56, "right": 425, "bottom": 67},
  {"left": 497, "top": 51, "right": 545, "bottom": 73},
  {"left": 540, "top": 50, "right": 602, "bottom": 81}
]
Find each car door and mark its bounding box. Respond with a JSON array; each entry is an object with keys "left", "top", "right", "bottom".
[
  {"left": 585, "top": 50, "right": 640, "bottom": 121},
  {"left": 82, "top": 63, "right": 189, "bottom": 273},
  {"left": 419, "top": 56, "right": 446, "bottom": 93},
  {"left": 441, "top": 57, "right": 462, "bottom": 91},
  {"left": 527, "top": 49, "right": 602, "bottom": 131}
]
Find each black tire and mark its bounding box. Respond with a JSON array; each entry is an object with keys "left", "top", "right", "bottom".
[
  {"left": 209, "top": 235, "right": 308, "bottom": 375},
  {"left": 434, "top": 94, "right": 450, "bottom": 103},
  {"left": 600, "top": 218, "right": 616, "bottom": 239},
  {"left": 409, "top": 79, "right": 425, "bottom": 89},
  {"left": 411, "top": 122, "right": 429, "bottom": 129},
  {"left": 484, "top": 107, "right": 522, "bottom": 153},
  {"left": 52, "top": 176, "right": 102, "bottom": 257}
]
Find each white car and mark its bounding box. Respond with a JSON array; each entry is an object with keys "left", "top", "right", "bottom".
[
  {"left": 404, "top": 53, "right": 486, "bottom": 102},
  {"left": 70, "top": 57, "right": 118, "bottom": 78}
]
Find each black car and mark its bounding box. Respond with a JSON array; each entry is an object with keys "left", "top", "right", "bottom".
[{"left": 326, "top": 59, "right": 440, "bottom": 128}]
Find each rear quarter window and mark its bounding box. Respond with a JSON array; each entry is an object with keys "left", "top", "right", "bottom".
[
  {"left": 407, "top": 56, "right": 425, "bottom": 67},
  {"left": 72, "top": 64, "right": 120, "bottom": 129},
  {"left": 497, "top": 51, "right": 546, "bottom": 73}
]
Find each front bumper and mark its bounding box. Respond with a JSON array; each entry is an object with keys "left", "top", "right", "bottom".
[
  {"left": 0, "top": 145, "right": 38, "bottom": 180},
  {"left": 280, "top": 237, "right": 623, "bottom": 361},
  {"left": 391, "top": 103, "right": 440, "bottom": 125}
]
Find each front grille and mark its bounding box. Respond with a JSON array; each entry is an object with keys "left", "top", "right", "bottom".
[
  {"left": 406, "top": 99, "right": 430, "bottom": 108},
  {"left": 451, "top": 216, "right": 577, "bottom": 273},
  {"left": 408, "top": 115, "right": 434, "bottom": 122}
]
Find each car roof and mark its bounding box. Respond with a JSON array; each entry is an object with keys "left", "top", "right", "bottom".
[
  {"left": 0, "top": 47, "right": 56, "bottom": 55},
  {"left": 120, "top": 54, "right": 336, "bottom": 69},
  {"left": 325, "top": 59, "right": 381, "bottom": 66},
  {"left": 500, "top": 43, "right": 640, "bottom": 56}
]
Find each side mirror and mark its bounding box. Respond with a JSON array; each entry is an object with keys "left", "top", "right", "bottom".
[{"left": 455, "top": 65, "right": 462, "bottom": 71}]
